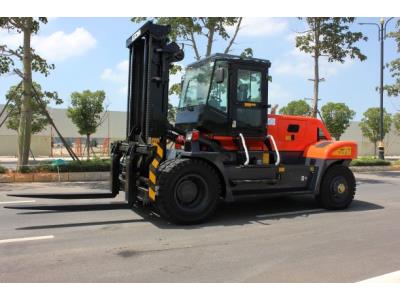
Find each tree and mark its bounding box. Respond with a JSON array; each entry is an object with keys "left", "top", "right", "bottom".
[
  {"left": 279, "top": 99, "right": 311, "bottom": 116},
  {"left": 67, "top": 90, "right": 106, "bottom": 160},
  {"left": 384, "top": 19, "right": 400, "bottom": 97},
  {"left": 321, "top": 102, "right": 355, "bottom": 140},
  {"left": 394, "top": 113, "right": 400, "bottom": 134},
  {"left": 132, "top": 17, "right": 244, "bottom": 60},
  {"left": 5, "top": 82, "right": 62, "bottom": 134},
  {"left": 359, "top": 107, "right": 392, "bottom": 157},
  {"left": 0, "top": 18, "right": 54, "bottom": 168},
  {"left": 296, "top": 18, "right": 367, "bottom": 117},
  {"left": 168, "top": 103, "right": 177, "bottom": 123}
]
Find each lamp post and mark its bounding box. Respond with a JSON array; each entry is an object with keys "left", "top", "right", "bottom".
[{"left": 359, "top": 17, "right": 394, "bottom": 160}]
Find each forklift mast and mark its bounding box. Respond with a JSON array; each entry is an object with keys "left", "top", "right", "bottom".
[{"left": 126, "top": 21, "right": 184, "bottom": 143}]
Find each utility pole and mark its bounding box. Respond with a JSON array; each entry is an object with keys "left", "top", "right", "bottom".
[{"left": 359, "top": 17, "right": 394, "bottom": 160}]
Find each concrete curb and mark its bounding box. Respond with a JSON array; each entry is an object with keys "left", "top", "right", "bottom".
[
  {"left": 0, "top": 171, "right": 109, "bottom": 183},
  {"left": 350, "top": 165, "right": 400, "bottom": 172}
]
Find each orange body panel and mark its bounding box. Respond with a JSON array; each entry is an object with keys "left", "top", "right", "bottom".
[
  {"left": 266, "top": 114, "right": 332, "bottom": 151},
  {"left": 304, "top": 140, "right": 358, "bottom": 160},
  {"left": 205, "top": 114, "right": 357, "bottom": 161}
]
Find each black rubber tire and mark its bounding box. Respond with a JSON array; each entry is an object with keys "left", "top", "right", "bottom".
[
  {"left": 317, "top": 164, "right": 356, "bottom": 210},
  {"left": 156, "top": 158, "right": 221, "bottom": 224}
]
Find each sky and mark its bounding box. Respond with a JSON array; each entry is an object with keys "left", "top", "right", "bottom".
[{"left": 0, "top": 17, "right": 399, "bottom": 121}]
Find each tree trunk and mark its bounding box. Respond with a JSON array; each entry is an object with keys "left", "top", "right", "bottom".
[
  {"left": 17, "top": 18, "right": 33, "bottom": 169},
  {"left": 312, "top": 19, "right": 320, "bottom": 119},
  {"left": 312, "top": 53, "right": 319, "bottom": 118},
  {"left": 206, "top": 25, "right": 215, "bottom": 57},
  {"left": 86, "top": 134, "right": 90, "bottom": 160},
  {"left": 224, "top": 18, "right": 242, "bottom": 54},
  {"left": 374, "top": 142, "right": 377, "bottom": 158}
]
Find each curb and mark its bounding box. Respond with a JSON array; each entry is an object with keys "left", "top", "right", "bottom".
[
  {"left": 350, "top": 165, "right": 400, "bottom": 173},
  {"left": 0, "top": 171, "right": 109, "bottom": 183}
]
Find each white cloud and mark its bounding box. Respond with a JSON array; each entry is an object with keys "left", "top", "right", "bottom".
[
  {"left": 101, "top": 59, "right": 128, "bottom": 95},
  {"left": 101, "top": 60, "right": 128, "bottom": 84},
  {"left": 274, "top": 48, "right": 353, "bottom": 79},
  {"left": 33, "top": 28, "right": 97, "bottom": 62},
  {"left": 0, "top": 27, "right": 97, "bottom": 62},
  {"left": 229, "top": 18, "right": 288, "bottom": 38}
]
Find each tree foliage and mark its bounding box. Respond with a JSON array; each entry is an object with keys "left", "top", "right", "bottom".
[
  {"left": 384, "top": 19, "right": 400, "bottom": 97},
  {"left": 279, "top": 99, "right": 311, "bottom": 116},
  {"left": 359, "top": 107, "right": 392, "bottom": 156},
  {"left": 132, "top": 17, "right": 245, "bottom": 60},
  {"left": 5, "top": 82, "right": 62, "bottom": 134},
  {"left": 0, "top": 18, "right": 54, "bottom": 76},
  {"left": 393, "top": 112, "right": 400, "bottom": 134},
  {"left": 321, "top": 102, "right": 355, "bottom": 140},
  {"left": 67, "top": 90, "right": 106, "bottom": 159},
  {"left": 296, "top": 18, "right": 367, "bottom": 117}
]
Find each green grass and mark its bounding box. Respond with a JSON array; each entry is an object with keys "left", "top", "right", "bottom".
[
  {"left": 350, "top": 157, "right": 391, "bottom": 167},
  {"left": 0, "top": 165, "right": 8, "bottom": 174},
  {"left": 17, "top": 159, "right": 111, "bottom": 173}
]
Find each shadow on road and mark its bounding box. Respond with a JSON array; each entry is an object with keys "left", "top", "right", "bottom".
[
  {"left": 5, "top": 195, "right": 383, "bottom": 231},
  {"left": 16, "top": 218, "right": 146, "bottom": 230},
  {"left": 129, "top": 196, "right": 384, "bottom": 229},
  {"left": 6, "top": 202, "right": 128, "bottom": 215}
]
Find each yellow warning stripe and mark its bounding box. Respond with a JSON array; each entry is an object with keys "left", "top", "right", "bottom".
[
  {"left": 148, "top": 141, "right": 164, "bottom": 202},
  {"left": 149, "top": 171, "right": 156, "bottom": 184},
  {"left": 151, "top": 159, "right": 159, "bottom": 169},
  {"left": 148, "top": 187, "right": 156, "bottom": 201},
  {"left": 156, "top": 144, "right": 163, "bottom": 158}
]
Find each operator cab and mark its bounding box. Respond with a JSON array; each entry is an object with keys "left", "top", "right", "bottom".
[{"left": 175, "top": 53, "right": 271, "bottom": 138}]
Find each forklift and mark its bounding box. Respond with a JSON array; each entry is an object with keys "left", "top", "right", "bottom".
[{"left": 10, "top": 21, "right": 357, "bottom": 224}]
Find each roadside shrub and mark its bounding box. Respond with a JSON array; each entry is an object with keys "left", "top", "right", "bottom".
[
  {"left": 0, "top": 165, "right": 8, "bottom": 174},
  {"left": 57, "top": 159, "right": 110, "bottom": 172},
  {"left": 13, "top": 159, "right": 111, "bottom": 173},
  {"left": 18, "top": 166, "right": 34, "bottom": 173},
  {"left": 350, "top": 158, "right": 391, "bottom": 166}
]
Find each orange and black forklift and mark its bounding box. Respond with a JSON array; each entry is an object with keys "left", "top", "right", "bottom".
[{"left": 11, "top": 21, "right": 357, "bottom": 224}]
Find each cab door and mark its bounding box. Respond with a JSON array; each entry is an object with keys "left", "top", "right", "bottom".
[{"left": 230, "top": 64, "right": 268, "bottom": 137}]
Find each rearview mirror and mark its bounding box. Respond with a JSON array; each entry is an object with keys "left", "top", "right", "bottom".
[{"left": 215, "top": 67, "right": 225, "bottom": 84}]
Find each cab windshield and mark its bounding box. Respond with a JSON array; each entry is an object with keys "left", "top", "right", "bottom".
[{"left": 179, "top": 61, "right": 214, "bottom": 108}]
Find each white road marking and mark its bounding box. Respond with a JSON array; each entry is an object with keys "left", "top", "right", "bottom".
[
  {"left": 0, "top": 235, "right": 54, "bottom": 244},
  {"left": 358, "top": 270, "right": 400, "bottom": 283},
  {"left": 0, "top": 200, "right": 36, "bottom": 205},
  {"left": 256, "top": 209, "right": 324, "bottom": 219}
]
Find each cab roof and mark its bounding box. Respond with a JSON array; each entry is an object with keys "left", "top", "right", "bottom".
[{"left": 187, "top": 53, "right": 271, "bottom": 69}]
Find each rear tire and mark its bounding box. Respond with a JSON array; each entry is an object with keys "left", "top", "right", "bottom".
[
  {"left": 156, "top": 158, "right": 221, "bottom": 224},
  {"left": 317, "top": 165, "right": 356, "bottom": 210}
]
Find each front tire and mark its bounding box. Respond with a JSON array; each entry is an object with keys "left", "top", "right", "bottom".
[
  {"left": 317, "top": 164, "right": 356, "bottom": 210},
  {"left": 156, "top": 158, "right": 221, "bottom": 224}
]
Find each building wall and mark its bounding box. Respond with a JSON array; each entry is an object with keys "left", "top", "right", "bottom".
[
  {"left": 0, "top": 135, "right": 51, "bottom": 156},
  {"left": 341, "top": 122, "right": 400, "bottom": 156}
]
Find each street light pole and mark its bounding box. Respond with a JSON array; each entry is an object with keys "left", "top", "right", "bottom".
[
  {"left": 379, "top": 18, "right": 385, "bottom": 160},
  {"left": 359, "top": 17, "right": 394, "bottom": 160}
]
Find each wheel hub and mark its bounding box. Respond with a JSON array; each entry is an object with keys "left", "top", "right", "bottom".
[
  {"left": 176, "top": 180, "right": 198, "bottom": 203},
  {"left": 174, "top": 174, "right": 209, "bottom": 211},
  {"left": 331, "top": 176, "right": 348, "bottom": 200},
  {"left": 337, "top": 183, "right": 346, "bottom": 194}
]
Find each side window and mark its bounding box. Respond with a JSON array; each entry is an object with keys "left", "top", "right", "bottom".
[
  {"left": 318, "top": 127, "right": 328, "bottom": 141},
  {"left": 237, "top": 69, "right": 262, "bottom": 103},
  {"left": 208, "top": 62, "right": 228, "bottom": 113}
]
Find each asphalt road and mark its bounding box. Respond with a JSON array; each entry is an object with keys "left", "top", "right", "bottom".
[{"left": 0, "top": 172, "right": 399, "bottom": 282}]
